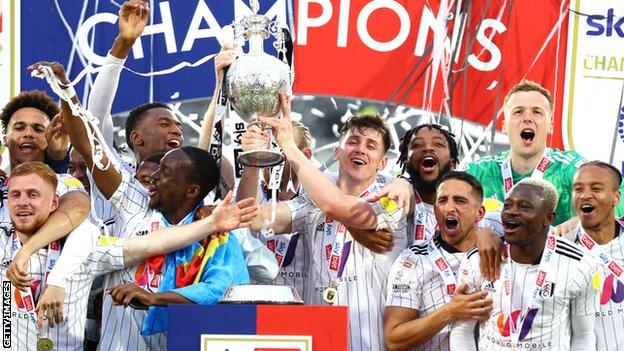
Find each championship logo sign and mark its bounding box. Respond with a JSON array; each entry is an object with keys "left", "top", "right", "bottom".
[{"left": 563, "top": 0, "right": 624, "bottom": 171}]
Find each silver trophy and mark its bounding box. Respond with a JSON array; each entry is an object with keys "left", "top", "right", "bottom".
[{"left": 226, "top": 0, "right": 291, "bottom": 168}]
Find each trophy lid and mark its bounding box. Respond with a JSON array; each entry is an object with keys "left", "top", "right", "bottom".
[
  {"left": 240, "top": 0, "right": 270, "bottom": 40},
  {"left": 219, "top": 284, "right": 304, "bottom": 305}
]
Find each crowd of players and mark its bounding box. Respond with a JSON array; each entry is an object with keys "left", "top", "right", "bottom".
[{"left": 1, "top": 1, "right": 624, "bottom": 350}]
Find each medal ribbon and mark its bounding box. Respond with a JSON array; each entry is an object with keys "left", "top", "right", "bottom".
[
  {"left": 413, "top": 190, "right": 429, "bottom": 244},
  {"left": 575, "top": 220, "right": 624, "bottom": 286},
  {"left": 501, "top": 234, "right": 557, "bottom": 345},
  {"left": 268, "top": 235, "right": 293, "bottom": 269},
  {"left": 323, "top": 181, "right": 381, "bottom": 285},
  {"left": 11, "top": 233, "right": 61, "bottom": 326},
  {"left": 426, "top": 239, "right": 457, "bottom": 297},
  {"left": 501, "top": 149, "right": 551, "bottom": 196}
]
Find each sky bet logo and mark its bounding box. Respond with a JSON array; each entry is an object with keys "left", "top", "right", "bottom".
[{"left": 586, "top": 9, "right": 624, "bottom": 37}]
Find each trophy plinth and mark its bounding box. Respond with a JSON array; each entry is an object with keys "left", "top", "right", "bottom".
[{"left": 226, "top": 0, "right": 291, "bottom": 168}]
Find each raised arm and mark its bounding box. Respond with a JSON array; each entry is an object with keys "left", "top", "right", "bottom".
[
  {"left": 248, "top": 201, "right": 294, "bottom": 234},
  {"left": 61, "top": 97, "right": 122, "bottom": 199},
  {"left": 235, "top": 123, "right": 267, "bottom": 202},
  {"left": 122, "top": 192, "right": 257, "bottom": 265},
  {"left": 88, "top": 0, "right": 149, "bottom": 145},
  {"left": 259, "top": 94, "right": 379, "bottom": 230},
  {"left": 197, "top": 44, "right": 236, "bottom": 149}
]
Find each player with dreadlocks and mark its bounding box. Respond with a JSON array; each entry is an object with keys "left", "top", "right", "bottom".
[
  {"left": 372, "top": 123, "right": 460, "bottom": 245},
  {"left": 370, "top": 123, "right": 506, "bottom": 281},
  {"left": 397, "top": 124, "right": 459, "bottom": 204}
]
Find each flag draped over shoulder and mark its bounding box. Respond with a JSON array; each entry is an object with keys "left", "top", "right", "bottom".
[{"left": 141, "top": 232, "right": 250, "bottom": 335}]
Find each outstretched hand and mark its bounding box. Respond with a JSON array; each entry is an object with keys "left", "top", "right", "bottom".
[
  {"left": 118, "top": 0, "right": 150, "bottom": 42},
  {"left": 211, "top": 191, "right": 259, "bottom": 233},
  {"left": 107, "top": 283, "right": 153, "bottom": 308}
]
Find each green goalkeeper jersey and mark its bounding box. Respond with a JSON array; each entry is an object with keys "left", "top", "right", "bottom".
[{"left": 465, "top": 148, "right": 624, "bottom": 226}]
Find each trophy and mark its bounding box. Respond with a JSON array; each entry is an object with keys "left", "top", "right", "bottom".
[{"left": 226, "top": 0, "right": 291, "bottom": 168}]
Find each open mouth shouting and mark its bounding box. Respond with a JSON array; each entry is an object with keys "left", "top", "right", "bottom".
[
  {"left": 443, "top": 216, "right": 460, "bottom": 235},
  {"left": 166, "top": 138, "right": 182, "bottom": 149},
  {"left": 519, "top": 128, "right": 535, "bottom": 145},
  {"left": 577, "top": 203, "right": 596, "bottom": 219},
  {"left": 419, "top": 155, "right": 439, "bottom": 174}
]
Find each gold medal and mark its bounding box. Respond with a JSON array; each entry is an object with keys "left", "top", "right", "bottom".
[
  {"left": 37, "top": 337, "right": 53, "bottom": 351},
  {"left": 322, "top": 286, "right": 337, "bottom": 304}
]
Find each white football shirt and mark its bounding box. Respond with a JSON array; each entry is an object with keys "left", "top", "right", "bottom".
[
  {"left": 451, "top": 236, "right": 598, "bottom": 351},
  {"left": 386, "top": 234, "right": 467, "bottom": 351},
  {"left": 0, "top": 220, "right": 101, "bottom": 351},
  {"left": 563, "top": 221, "right": 624, "bottom": 351},
  {"left": 286, "top": 173, "right": 407, "bottom": 351},
  {"left": 255, "top": 185, "right": 312, "bottom": 303}
]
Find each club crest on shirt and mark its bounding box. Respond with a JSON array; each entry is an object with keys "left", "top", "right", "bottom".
[
  {"left": 540, "top": 281, "right": 555, "bottom": 299},
  {"left": 315, "top": 222, "right": 324, "bottom": 232}
]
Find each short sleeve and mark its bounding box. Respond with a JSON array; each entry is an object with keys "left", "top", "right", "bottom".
[
  {"left": 386, "top": 251, "right": 422, "bottom": 310},
  {"left": 55, "top": 173, "right": 87, "bottom": 196},
  {"left": 570, "top": 256, "right": 599, "bottom": 317}
]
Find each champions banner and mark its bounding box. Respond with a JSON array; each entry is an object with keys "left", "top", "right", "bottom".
[
  {"left": 563, "top": 0, "right": 624, "bottom": 172},
  {"left": 2, "top": 1, "right": 623, "bottom": 166}
]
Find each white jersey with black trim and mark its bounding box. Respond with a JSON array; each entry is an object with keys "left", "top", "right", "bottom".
[
  {"left": 386, "top": 234, "right": 467, "bottom": 351},
  {"left": 88, "top": 150, "right": 137, "bottom": 236},
  {"left": 285, "top": 172, "right": 408, "bottom": 351},
  {"left": 452, "top": 236, "right": 598, "bottom": 350},
  {"left": 85, "top": 50, "right": 138, "bottom": 236},
  {"left": 94, "top": 171, "right": 168, "bottom": 351},
  {"left": 563, "top": 221, "right": 624, "bottom": 351},
  {"left": 0, "top": 220, "right": 101, "bottom": 351},
  {"left": 255, "top": 185, "right": 312, "bottom": 303}
]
